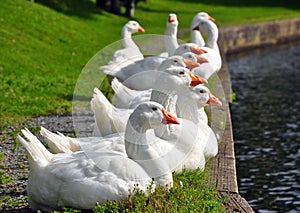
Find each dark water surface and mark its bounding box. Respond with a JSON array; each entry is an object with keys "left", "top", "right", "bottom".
[{"left": 227, "top": 44, "right": 300, "bottom": 212}]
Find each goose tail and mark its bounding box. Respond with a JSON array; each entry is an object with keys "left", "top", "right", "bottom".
[
  {"left": 99, "top": 60, "right": 122, "bottom": 78},
  {"left": 110, "top": 77, "right": 147, "bottom": 108},
  {"left": 17, "top": 128, "right": 53, "bottom": 168},
  {"left": 110, "top": 78, "right": 133, "bottom": 107},
  {"left": 40, "top": 127, "right": 80, "bottom": 154},
  {"left": 91, "top": 88, "right": 115, "bottom": 137}
]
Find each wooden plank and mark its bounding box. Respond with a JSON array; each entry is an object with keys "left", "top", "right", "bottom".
[{"left": 205, "top": 53, "right": 254, "bottom": 212}]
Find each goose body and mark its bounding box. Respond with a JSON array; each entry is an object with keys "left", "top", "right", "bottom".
[
  {"left": 100, "top": 21, "right": 145, "bottom": 73},
  {"left": 176, "top": 84, "right": 222, "bottom": 160},
  {"left": 103, "top": 55, "right": 199, "bottom": 90},
  {"left": 18, "top": 102, "right": 178, "bottom": 211},
  {"left": 192, "top": 14, "right": 222, "bottom": 74}
]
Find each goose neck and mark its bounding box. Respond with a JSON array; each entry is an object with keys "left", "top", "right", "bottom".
[
  {"left": 121, "top": 28, "right": 136, "bottom": 48},
  {"left": 165, "top": 27, "right": 179, "bottom": 56},
  {"left": 124, "top": 116, "right": 173, "bottom": 187},
  {"left": 176, "top": 98, "right": 198, "bottom": 121},
  {"left": 205, "top": 24, "right": 219, "bottom": 52},
  {"left": 190, "top": 18, "right": 205, "bottom": 47},
  {"left": 150, "top": 90, "right": 178, "bottom": 115}
]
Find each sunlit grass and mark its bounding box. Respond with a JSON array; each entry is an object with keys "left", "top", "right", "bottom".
[
  {"left": 55, "top": 168, "right": 225, "bottom": 213},
  {"left": 1, "top": 0, "right": 300, "bottom": 130}
]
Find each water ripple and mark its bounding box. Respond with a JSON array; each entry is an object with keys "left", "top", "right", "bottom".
[{"left": 228, "top": 44, "right": 300, "bottom": 212}]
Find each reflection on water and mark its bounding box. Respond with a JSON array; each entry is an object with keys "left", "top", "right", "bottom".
[{"left": 228, "top": 44, "right": 300, "bottom": 212}]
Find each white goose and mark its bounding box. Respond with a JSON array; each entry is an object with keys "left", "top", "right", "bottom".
[
  {"left": 190, "top": 12, "right": 215, "bottom": 47},
  {"left": 115, "top": 68, "right": 206, "bottom": 169},
  {"left": 100, "top": 21, "right": 145, "bottom": 73},
  {"left": 18, "top": 102, "right": 179, "bottom": 211},
  {"left": 91, "top": 67, "right": 206, "bottom": 137},
  {"left": 176, "top": 84, "right": 222, "bottom": 160},
  {"left": 192, "top": 15, "right": 222, "bottom": 73},
  {"left": 164, "top": 13, "right": 179, "bottom": 56}
]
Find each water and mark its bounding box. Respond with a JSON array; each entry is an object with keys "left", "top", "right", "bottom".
[{"left": 227, "top": 44, "right": 300, "bottom": 212}]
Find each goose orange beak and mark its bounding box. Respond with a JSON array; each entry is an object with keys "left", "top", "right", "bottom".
[
  {"left": 190, "top": 45, "right": 207, "bottom": 54},
  {"left": 168, "top": 14, "right": 176, "bottom": 23},
  {"left": 207, "top": 93, "right": 222, "bottom": 106},
  {"left": 190, "top": 72, "right": 208, "bottom": 86},
  {"left": 195, "top": 55, "right": 209, "bottom": 64},
  {"left": 208, "top": 16, "right": 215, "bottom": 22},
  {"left": 138, "top": 26, "right": 145, "bottom": 33},
  {"left": 183, "top": 58, "right": 200, "bottom": 70},
  {"left": 162, "top": 108, "right": 180, "bottom": 125}
]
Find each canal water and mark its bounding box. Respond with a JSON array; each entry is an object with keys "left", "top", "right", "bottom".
[{"left": 227, "top": 44, "right": 300, "bottom": 212}]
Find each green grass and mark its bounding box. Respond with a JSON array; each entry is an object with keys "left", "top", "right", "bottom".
[
  {"left": 1, "top": 0, "right": 300, "bottom": 211},
  {"left": 1, "top": 0, "right": 300, "bottom": 130},
  {"left": 55, "top": 169, "right": 225, "bottom": 213}
]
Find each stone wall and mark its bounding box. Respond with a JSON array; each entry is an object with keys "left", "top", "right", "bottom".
[{"left": 219, "top": 18, "right": 300, "bottom": 54}]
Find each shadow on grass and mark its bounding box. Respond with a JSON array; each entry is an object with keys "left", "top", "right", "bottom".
[
  {"left": 171, "top": 0, "right": 300, "bottom": 9},
  {"left": 34, "top": 0, "right": 104, "bottom": 19}
]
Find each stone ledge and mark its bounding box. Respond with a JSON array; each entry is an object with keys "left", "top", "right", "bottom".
[{"left": 219, "top": 18, "right": 300, "bottom": 55}]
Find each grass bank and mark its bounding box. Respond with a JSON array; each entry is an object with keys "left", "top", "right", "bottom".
[
  {"left": 1, "top": 0, "right": 300, "bottom": 130},
  {"left": 1, "top": 0, "right": 300, "bottom": 212}
]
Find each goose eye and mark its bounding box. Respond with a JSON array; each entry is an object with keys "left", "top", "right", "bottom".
[
  {"left": 152, "top": 107, "right": 158, "bottom": 111},
  {"left": 184, "top": 46, "right": 187, "bottom": 49},
  {"left": 200, "top": 21, "right": 204, "bottom": 25},
  {"left": 179, "top": 71, "right": 185, "bottom": 75},
  {"left": 199, "top": 90, "right": 205, "bottom": 93},
  {"left": 173, "top": 60, "right": 178, "bottom": 63}
]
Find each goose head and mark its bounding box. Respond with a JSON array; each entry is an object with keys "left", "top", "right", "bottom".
[
  {"left": 166, "top": 13, "right": 178, "bottom": 29},
  {"left": 164, "top": 13, "right": 179, "bottom": 56},
  {"left": 187, "top": 85, "right": 222, "bottom": 108},
  {"left": 151, "top": 67, "right": 206, "bottom": 117},
  {"left": 174, "top": 43, "right": 207, "bottom": 56},
  {"left": 191, "top": 12, "right": 215, "bottom": 29},
  {"left": 131, "top": 102, "right": 180, "bottom": 130},
  {"left": 125, "top": 102, "right": 179, "bottom": 156},
  {"left": 160, "top": 67, "right": 207, "bottom": 89},
  {"left": 159, "top": 55, "right": 199, "bottom": 71},
  {"left": 182, "top": 52, "right": 209, "bottom": 64},
  {"left": 124, "top": 21, "right": 145, "bottom": 34},
  {"left": 125, "top": 101, "right": 180, "bottom": 146},
  {"left": 192, "top": 14, "right": 219, "bottom": 49},
  {"left": 192, "top": 15, "right": 217, "bottom": 34},
  {"left": 159, "top": 56, "right": 185, "bottom": 70}
]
